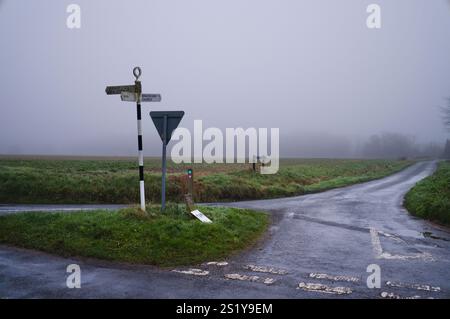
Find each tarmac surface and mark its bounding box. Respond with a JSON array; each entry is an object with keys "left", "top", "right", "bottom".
[{"left": 1, "top": 160, "right": 449, "bottom": 298}]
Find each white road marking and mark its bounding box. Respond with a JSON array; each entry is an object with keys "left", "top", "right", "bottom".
[
  {"left": 225, "top": 273, "right": 259, "bottom": 282},
  {"left": 244, "top": 264, "right": 288, "bottom": 275},
  {"left": 172, "top": 268, "right": 209, "bottom": 276},
  {"left": 309, "top": 273, "right": 360, "bottom": 283},
  {"left": 379, "top": 251, "right": 434, "bottom": 261},
  {"left": 263, "top": 278, "right": 276, "bottom": 285},
  {"left": 206, "top": 261, "right": 228, "bottom": 266},
  {"left": 369, "top": 227, "right": 434, "bottom": 261},
  {"left": 377, "top": 230, "right": 405, "bottom": 243},
  {"left": 370, "top": 228, "right": 383, "bottom": 256},
  {"left": 224, "top": 273, "right": 276, "bottom": 285},
  {"left": 380, "top": 291, "right": 432, "bottom": 299},
  {"left": 297, "top": 282, "right": 352, "bottom": 295},
  {"left": 386, "top": 281, "right": 440, "bottom": 292}
]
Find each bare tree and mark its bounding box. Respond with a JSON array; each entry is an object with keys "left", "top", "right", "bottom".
[{"left": 442, "top": 98, "right": 450, "bottom": 132}]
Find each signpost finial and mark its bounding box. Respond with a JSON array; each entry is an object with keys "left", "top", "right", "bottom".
[{"left": 133, "top": 66, "right": 142, "bottom": 81}]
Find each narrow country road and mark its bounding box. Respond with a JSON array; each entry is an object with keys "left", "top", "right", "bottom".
[{"left": 1, "top": 161, "right": 449, "bottom": 298}]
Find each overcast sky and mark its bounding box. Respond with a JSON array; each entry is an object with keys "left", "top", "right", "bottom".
[{"left": 0, "top": 0, "right": 449, "bottom": 157}]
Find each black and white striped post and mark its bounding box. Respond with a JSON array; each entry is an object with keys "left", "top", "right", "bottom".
[
  {"left": 133, "top": 67, "right": 146, "bottom": 211},
  {"left": 106, "top": 67, "right": 162, "bottom": 212}
]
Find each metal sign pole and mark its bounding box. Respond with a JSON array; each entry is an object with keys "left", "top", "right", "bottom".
[
  {"left": 133, "top": 67, "right": 145, "bottom": 212},
  {"left": 187, "top": 168, "right": 193, "bottom": 196},
  {"left": 161, "top": 114, "right": 168, "bottom": 211},
  {"left": 150, "top": 111, "right": 184, "bottom": 213}
]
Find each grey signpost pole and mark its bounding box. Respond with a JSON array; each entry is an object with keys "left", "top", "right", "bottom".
[
  {"left": 150, "top": 111, "right": 184, "bottom": 212},
  {"left": 105, "top": 67, "right": 162, "bottom": 212},
  {"left": 161, "top": 115, "right": 168, "bottom": 211}
]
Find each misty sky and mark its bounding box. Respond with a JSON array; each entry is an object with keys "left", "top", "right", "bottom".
[{"left": 0, "top": 0, "right": 450, "bottom": 157}]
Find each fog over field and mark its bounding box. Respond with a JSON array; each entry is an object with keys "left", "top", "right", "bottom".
[{"left": 0, "top": 0, "right": 449, "bottom": 158}]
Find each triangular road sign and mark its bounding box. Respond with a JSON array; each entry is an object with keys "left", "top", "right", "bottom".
[{"left": 150, "top": 111, "right": 184, "bottom": 145}]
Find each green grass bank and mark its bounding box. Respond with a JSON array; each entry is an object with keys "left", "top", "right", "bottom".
[
  {"left": 404, "top": 161, "right": 450, "bottom": 226},
  {"left": 0, "top": 205, "right": 269, "bottom": 267}
]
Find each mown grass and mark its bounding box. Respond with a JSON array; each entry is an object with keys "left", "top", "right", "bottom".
[
  {"left": 0, "top": 205, "right": 269, "bottom": 267},
  {"left": 404, "top": 161, "right": 450, "bottom": 226},
  {"left": 0, "top": 157, "right": 412, "bottom": 204}
]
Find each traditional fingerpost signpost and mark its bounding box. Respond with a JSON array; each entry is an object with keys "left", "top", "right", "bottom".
[
  {"left": 105, "top": 67, "right": 162, "bottom": 211},
  {"left": 150, "top": 111, "right": 185, "bottom": 212}
]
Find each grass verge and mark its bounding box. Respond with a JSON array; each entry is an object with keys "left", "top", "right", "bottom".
[
  {"left": 0, "top": 205, "right": 269, "bottom": 267},
  {"left": 404, "top": 161, "right": 450, "bottom": 226}
]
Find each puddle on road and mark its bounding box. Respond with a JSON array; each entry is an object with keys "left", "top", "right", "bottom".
[{"left": 422, "top": 232, "right": 450, "bottom": 242}]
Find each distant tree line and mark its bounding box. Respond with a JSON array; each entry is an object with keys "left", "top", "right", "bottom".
[
  {"left": 360, "top": 97, "right": 450, "bottom": 159},
  {"left": 360, "top": 132, "right": 445, "bottom": 159}
]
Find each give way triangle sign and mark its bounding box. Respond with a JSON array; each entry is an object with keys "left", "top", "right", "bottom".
[{"left": 150, "top": 111, "right": 184, "bottom": 145}]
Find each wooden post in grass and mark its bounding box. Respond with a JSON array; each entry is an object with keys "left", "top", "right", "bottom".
[
  {"left": 184, "top": 194, "right": 195, "bottom": 213},
  {"left": 185, "top": 168, "right": 195, "bottom": 213}
]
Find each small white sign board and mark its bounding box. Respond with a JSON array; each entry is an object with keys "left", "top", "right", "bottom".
[
  {"left": 121, "top": 92, "right": 162, "bottom": 103},
  {"left": 190, "top": 209, "right": 212, "bottom": 223},
  {"left": 142, "top": 94, "right": 162, "bottom": 102},
  {"left": 120, "top": 91, "right": 137, "bottom": 102}
]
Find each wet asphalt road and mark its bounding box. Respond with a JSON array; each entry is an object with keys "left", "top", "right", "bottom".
[{"left": 1, "top": 160, "right": 449, "bottom": 299}]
